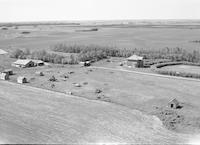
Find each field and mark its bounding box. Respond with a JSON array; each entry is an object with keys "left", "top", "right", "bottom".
[
  {"left": 161, "top": 64, "right": 200, "bottom": 74},
  {"left": 1, "top": 25, "right": 200, "bottom": 52},
  {"left": 0, "top": 80, "right": 192, "bottom": 144},
  {"left": 1, "top": 23, "right": 200, "bottom": 143}
]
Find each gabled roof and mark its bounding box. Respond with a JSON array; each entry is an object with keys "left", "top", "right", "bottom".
[
  {"left": 13, "top": 59, "right": 33, "bottom": 65},
  {"left": 127, "top": 54, "right": 143, "bottom": 61},
  {"left": 169, "top": 98, "right": 179, "bottom": 105}
]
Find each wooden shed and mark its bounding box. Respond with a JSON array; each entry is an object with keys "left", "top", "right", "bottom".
[
  {"left": 0, "top": 72, "right": 9, "bottom": 80},
  {"left": 168, "top": 99, "right": 180, "bottom": 109},
  {"left": 17, "top": 76, "right": 27, "bottom": 84}
]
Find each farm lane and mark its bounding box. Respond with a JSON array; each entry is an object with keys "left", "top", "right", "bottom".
[{"left": 0, "top": 80, "right": 190, "bottom": 144}]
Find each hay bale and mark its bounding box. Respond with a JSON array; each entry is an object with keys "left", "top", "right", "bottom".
[{"left": 74, "top": 83, "right": 81, "bottom": 87}]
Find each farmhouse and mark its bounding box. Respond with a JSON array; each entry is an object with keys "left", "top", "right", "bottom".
[
  {"left": 12, "top": 59, "right": 34, "bottom": 68},
  {"left": 126, "top": 54, "right": 144, "bottom": 68},
  {"left": 168, "top": 99, "right": 180, "bottom": 109},
  {"left": 0, "top": 72, "right": 9, "bottom": 80},
  {"left": 17, "top": 76, "right": 27, "bottom": 84}
]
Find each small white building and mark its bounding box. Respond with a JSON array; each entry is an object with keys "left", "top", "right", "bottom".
[
  {"left": 0, "top": 72, "right": 9, "bottom": 80},
  {"left": 17, "top": 76, "right": 27, "bottom": 84}
]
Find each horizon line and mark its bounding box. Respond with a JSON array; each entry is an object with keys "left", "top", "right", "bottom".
[{"left": 1, "top": 18, "right": 200, "bottom": 24}]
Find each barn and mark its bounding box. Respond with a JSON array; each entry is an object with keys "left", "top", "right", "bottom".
[
  {"left": 12, "top": 59, "right": 34, "bottom": 68},
  {"left": 126, "top": 54, "right": 144, "bottom": 68}
]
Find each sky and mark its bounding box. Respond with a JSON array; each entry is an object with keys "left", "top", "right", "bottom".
[{"left": 0, "top": 0, "right": 199, "bottom": 22}]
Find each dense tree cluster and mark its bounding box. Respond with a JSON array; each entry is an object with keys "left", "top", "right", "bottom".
[
  {"left": 53, "top": 44, "right": 200, "bottom": 63},
  {"left": 10, "top": 49, "right": 78, "bottom": 64}
]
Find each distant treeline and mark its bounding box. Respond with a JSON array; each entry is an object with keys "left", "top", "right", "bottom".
[
  {"left": 10, "top": 49, "right": 78, "bottom": 64},
  {"left": 10, "top": 45, "right": 200, "bottom": 65},
  {"left": 53, "top": 44, "right": 134, "bottom": 61},
  {"left": 0, "top": 22, "right": 80, "bottom": 27},
  {"left": 53, "top": 43, "right": 200, "bottom": 63}
]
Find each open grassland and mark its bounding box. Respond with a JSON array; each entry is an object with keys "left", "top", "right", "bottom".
[
  {"left": 3, "top": 58, "right": 200, "bottom": 134},
  {"left": 0, "top": 80, "right": 191, "bottom": 144},
  {"left": 1, "top": 25, "right": 200, "bottom": 52},
  {"left": 1, "top": 24, "right": 200, "bottom": 143},
  {"left": 161, "top": 64, "right": 200, "bottom": 74}
]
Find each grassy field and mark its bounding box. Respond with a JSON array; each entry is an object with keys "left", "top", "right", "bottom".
[
  {"left": 1, "top": 24, "right": 200, "bottom": 143},
  {"left": 2, "top": 58, "right": 199, "bottom": 134},
  {"left": 161, "top": 64, "right": 200, "bottom": 74},
  {"left": 0, "top": 80, "right": 191, "bottom": 144},
  {"left": 1, "top": 25, "right": 200, "bottom": 52}
]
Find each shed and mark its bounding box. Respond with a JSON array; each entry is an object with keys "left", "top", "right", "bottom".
[
  {"left": 17, "top": 76, "right": 27, "bottom": 84},
  {"left": 12, "top": 59, "right": 34, "bottom": 68},
  {"left": 0, "top": 72, "right": 9, "bottom": 80},
  {"left": 126, "top": 54, "right": 144, "bottom": 68},
  {"left": 3, "top": 69, "right": 13, "bottom": 75},
  {"left": 32, "top": 60, "right": 44, "bottom": 66},
  {"left": 168, "top": 99, "right": 180, "bottom": 109}
]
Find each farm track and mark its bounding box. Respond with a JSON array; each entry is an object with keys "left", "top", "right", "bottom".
[
  {"left": 0, "top": 80, "right": 191, "bottom": 144},
  {"left": 90, "top": 66, "right": 200, "bottom": 82}
]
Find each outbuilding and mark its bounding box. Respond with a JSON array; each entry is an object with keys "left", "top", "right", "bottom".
[
  {"left": 126, "top": 54, "right": 144, "bottom": 68},
  {"left": 12, "top": 59, "right": 34, "bottom": 68},
  {"left": 3, "top": 69, "right": 13, "bottom": 75},
  {"left": 168, "top": 98, "right": 180, "bottom": 109},
  {"left": 32, "top": 60, "right": 44, "bottom": 66},
  {"left": 0, "top": 72, "right": 9, "bottom": 80},
  {"left": 17, "top": 76, "right": 27, "bottom": 84}
]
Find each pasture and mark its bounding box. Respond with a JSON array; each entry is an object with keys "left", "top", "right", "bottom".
[
  {"left": 1, "top": 24, "right": 200, "bottom": 142},
  {"left": 0, "top": 80, "right": 191, "bottom": 144},
  {"left": 161, "top": 64, "right": 200, "bottom": 74},
  {"left": 4, "top": 59, "right": 200, "bottom": 134},
  {"left": 1, "top": 25, "right": 200, "bottom": 52}
]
